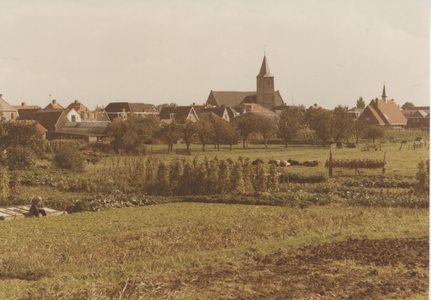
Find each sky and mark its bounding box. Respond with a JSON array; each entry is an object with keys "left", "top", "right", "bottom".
[{"left": 0, "top": 0, "right": 429, "bottom": 110}]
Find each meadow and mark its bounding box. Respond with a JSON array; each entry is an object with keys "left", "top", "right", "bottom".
[{"left": 0, "top": 135, "right": 429, "bottom": 299}]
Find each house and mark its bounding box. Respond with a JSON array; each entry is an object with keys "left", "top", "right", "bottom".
[
  {"left": 232, "top": 110, "right": 279, "bottom": 122},
  {"left": 159, "top": 106, "right": 199, "bottom": 123},
  {"left": 238, "top": 102, "right": 271, "bottom": 113},
  {"left": 44, "top": 99, "right": 64, "bottom": 110},
  {"left": 12, "top": 102, "right": 41, "bottom": 113},
  {"left": 347, "top": 108, "right": 364, "bottom": 120},
  {"left": 17, "top": 110, "right": 68, "bottom": 136},
  {"left": 0, "top": 94, "right": 19, "bottom": 120},
  {"left": 357, "top": 85, "right": 407, "bottom": 127},
  {"left": 402, "top": 106, "right": 430, "bottom": 118},
  {"left": 197, "top": 107, "right": 231, "bottom": 121},
  {"left": 105, "top": 102, "right": 158, "bottom": 121},
  {"left": 66, "top": 100, "right": 110, "bottom": 122},
  {"left": 272, "top": 104, "right": 301, "bottom": 114},
  {"left": 205, "top": 54, "right": 285, "bottom": 110},
  {"left": 406, "top": 110, "right": 429, "bottom": 129}
]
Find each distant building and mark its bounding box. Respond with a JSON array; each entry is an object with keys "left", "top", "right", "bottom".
[
  {"left": 66, "top": 100, "right": 110, "bottom": 122},
  {"left": 12, "top": 102, "right": 41, "bottom": 113},
  {"left": 0, "top": 94, "right": 19, "bottom": 121},
  {"left": 105, "top": 102, "right": 158, "bottom": 121},
  {"left": 357, "top": 85, "right": 407, "bottom": 127},
  {"left": 44, "top": 99, "right": 64, "bottom": 110},
  {"left": 406, "top": 110, "right": 429, "bottom": 129},
  {"left": 347, "top": 108, "right": 364, "bottom": 121},
  {"left": 159, "top": 106, "right": 199, "bottom": 123},
  {"left": 205, "top": 54, "right": 285, "bottom": 110},
  {"left": 197, "top": 107, "right": 231, "bottom": 121}
]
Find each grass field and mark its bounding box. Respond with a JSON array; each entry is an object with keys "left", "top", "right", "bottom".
[
  {"left": 0, "top": 141, "right": 429, "bottom": 299},
  {"left": 0, "top": 202, "right": 428, "bottom": 299}
]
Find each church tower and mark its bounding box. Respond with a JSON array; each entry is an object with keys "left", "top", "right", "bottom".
[{"left": 256, "top": 53, "right": 275, "bottom": 110}]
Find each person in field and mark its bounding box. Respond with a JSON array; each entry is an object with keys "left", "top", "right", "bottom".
[{"left": 30, "top": 197, "right": 47, "bottom": 217}]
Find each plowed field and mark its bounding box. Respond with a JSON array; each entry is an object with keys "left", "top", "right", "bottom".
[{"left": 111, "top": 238, "right": 428, "bottom": 299}]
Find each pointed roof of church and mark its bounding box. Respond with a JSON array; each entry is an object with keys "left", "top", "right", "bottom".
[
  {"left": 257, "top": 54, "right": 273, "bottom": 77},
  {"left": 382, "top": 84, "right": 387, "bottom": 100}
]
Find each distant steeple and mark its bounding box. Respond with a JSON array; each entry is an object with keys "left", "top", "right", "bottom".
[
  {"left": 381, "top": 84, "right": 387, "bottom": 102},
  {"left": 257, "top": 53, "right": 273, "bottom": 77}
]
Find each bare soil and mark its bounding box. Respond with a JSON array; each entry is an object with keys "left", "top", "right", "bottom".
[{"left": 110, "top": 238, "right": 429, "bottom": 299}]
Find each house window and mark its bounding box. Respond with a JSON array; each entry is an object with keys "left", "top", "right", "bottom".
[
  {"left": 170, "top": 113, "right": 176, "bottom": 120},
  {"left": 86, "top": 113, "right": 89, "bottom": 118},
  {"left": 71, "top": 115, "right": 76, "bottom": 122},
  {"left": 91, "top": 113, "right": 95, "bottom": 118}
]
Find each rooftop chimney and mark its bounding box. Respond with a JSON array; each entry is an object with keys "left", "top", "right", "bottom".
[
  {"left": 74, "top": 100, "right": 78, "bottom": 104},
  {"left": 21, "top": 102, "right": 26, "bottom": 106},
  {"left": 52, "top": 99, "right": 57, "bottom": 104}
]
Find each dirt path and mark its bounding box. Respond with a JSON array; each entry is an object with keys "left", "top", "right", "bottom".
[{"left": 115, "top": 238, "right": 429, "bottom": 299}]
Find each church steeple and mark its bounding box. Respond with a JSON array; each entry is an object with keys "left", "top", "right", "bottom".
[
  {"left": 382, "top": 84, "right": 387, "bottom": 102},
  {"left": 257, "top": 53, "right": 273, "bottom": 77},
  {"left": 256, "top": 53, "right": 275, "bottom": 110}
]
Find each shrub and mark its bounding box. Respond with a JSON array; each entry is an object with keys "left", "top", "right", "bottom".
[
  {"left": 414, "top": 160, "right": 429, "bottom": 195},
  {"left": 53, "top": 145, "right": 86, "bottom": 173},
  {"left": 280, "top": 173, "right": 328, "bottom": 184},
  {"left": 0, "top": 165, "right": 9, "bottom": 198},
  {"left": 6, "top": 146, "right": 37, "bottom": 170}
]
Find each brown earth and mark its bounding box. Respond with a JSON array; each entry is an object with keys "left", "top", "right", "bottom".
[{"left": 109, "top": 238, "right": 429, "bottom": 299}]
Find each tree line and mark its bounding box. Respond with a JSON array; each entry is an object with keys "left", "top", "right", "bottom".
[{"left": 106, "top": 105, "right": 388, "bottom": 154}]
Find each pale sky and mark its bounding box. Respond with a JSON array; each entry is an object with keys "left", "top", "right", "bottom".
[{"left": 0, "top": 0, "right": 429, "bottom": 110}]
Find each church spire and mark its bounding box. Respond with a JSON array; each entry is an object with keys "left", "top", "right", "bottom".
[
  {"left": 381, "top": 84, "right": 387, "bottom": 101},
  {"left": 257, "top": 53, "right": 272, "bottom": 77}
]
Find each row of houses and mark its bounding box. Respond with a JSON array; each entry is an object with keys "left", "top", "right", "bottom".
[{"left": 0, "top": 55, "right": 428, "bottom": 142}]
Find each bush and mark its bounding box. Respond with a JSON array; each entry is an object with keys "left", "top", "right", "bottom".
[
  {"left": 6, "top": 146, "right": 37, "bottom": 170},
  {"left": 280, "top": 173, "right": 328, "bottom": 184},
  {"left": 53, "top": 145, "right": 86, "bottom": 173}
]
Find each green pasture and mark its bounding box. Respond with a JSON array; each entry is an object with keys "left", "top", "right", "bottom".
[{"left": 0, "top": 202, "right": 428, "bottom": 299}]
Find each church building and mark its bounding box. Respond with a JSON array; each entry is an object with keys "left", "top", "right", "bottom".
[{"left": 205, "top": 54, "right": 285, "bottom": 110}]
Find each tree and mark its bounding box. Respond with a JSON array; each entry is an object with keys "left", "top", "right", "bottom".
[
  {"left": 356, "top": 97, "right": 365, "bottom": 109},
  {"left": 267, "top": 163, "right": 278, "bottom": 192},
  {"left": 231, "top": 161, "right": 245, "bottom": 193},
  {"left": 233, "top": 115, "right": 259, "bottom": 148},
  {"left": 332, "top": 105, "right": 353, "bottom": 143},
  {"left": 178, "top": 117, "right": 196, "bottom": 155},
  {"left": 364, "top": 125, "right": 385, "bottom": 143},
  {"left": 0, "top": 121, "right": 44, "bottom": 155},
  {"left": 195, "top": 118, "right": 214, "bottom": 152},
  {"left": 401, "top": 102, "right": 415, "bottom": 110},
  {"left": 223, "top": 122, "right": 240, "bottom": 151},
  {"left": 106, "top": 115, "right": 158, "bottom": 154},
  {"left": 353, "top": 120, "right": 366, "bottom": 143},
  {"left": 6, "top": 146, "right": 37, "bottom": 170},
  {"left": 210, "top": 119, "right": 229, "bottom": 151},
  {"left": 217, "top": 159, "right": 231, "bottom": 194},
  {"left": 159, "top": 122, "right": 181, "bottom": 153},
  {"left": 309, "top": 109, "right": 334, "bottom": 148},
  {"left": 257, "top": 116, "right": 278, "bottom": 148},
  {"left": 53, "top": 145, "right": 86, "bottom": 173},
  {"left": 0, "top": 164, "right": 9, "bottom": 199},
  {"left": 414, "top": 160, "right": 429, "bottom": 195},
  {"left": 278, "top": 107, "right": 304, "bottom": 148},
  {"left": 169, "top": 159, "right": 183, "bottom": 195}
]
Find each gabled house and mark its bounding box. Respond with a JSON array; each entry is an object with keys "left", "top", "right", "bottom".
[
  {"left": 0, "top": 94, "right": 19, "bottom": 120},
  {"left": 44, "top": 99, "right": 64, "bottom": 110},
  {"left": 357, "top": 85, "right": 407, "bottom": 127},
  {"left": 205, "top": 54, "right": 285, "bottom": 110},
  {"left": 105, "top": 102, "right": 158, "bottom": 121},
  {"left": 17, "top": 110, "right": 68, "bottom": 135},
  {"left": 406, "top": 110, "right": 429, "bottom": 129},
  {"left": 197, "top": 107, "right": 230, "bottom": 121},
  {"left": 66, "top": 100, "right": 110, "bottom": 122},
  {"left": 159, "top": 106, "right": 199, "bottom": 123}
]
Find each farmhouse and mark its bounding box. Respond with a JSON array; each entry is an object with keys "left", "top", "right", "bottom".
[
  {"left": 205, "top": 54, "right": 285, "bottom": 110},
  {"left": 406, "top": 110, "right": 429, "bottom": 129},
  {"left": 357, "top": 85, "right": 407, "bottom": 127},
  {"left": 159, "top": 106, "right": 199, "bottom": 123},
  {"left": 0, "top": 94, "right": 19, "bottom": 121},
  {"left": 44, "top": 99, "right": 64, "bottom": 110},
  {"left": 66, "top": 100, "right": 110, "bottom": 122}
]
